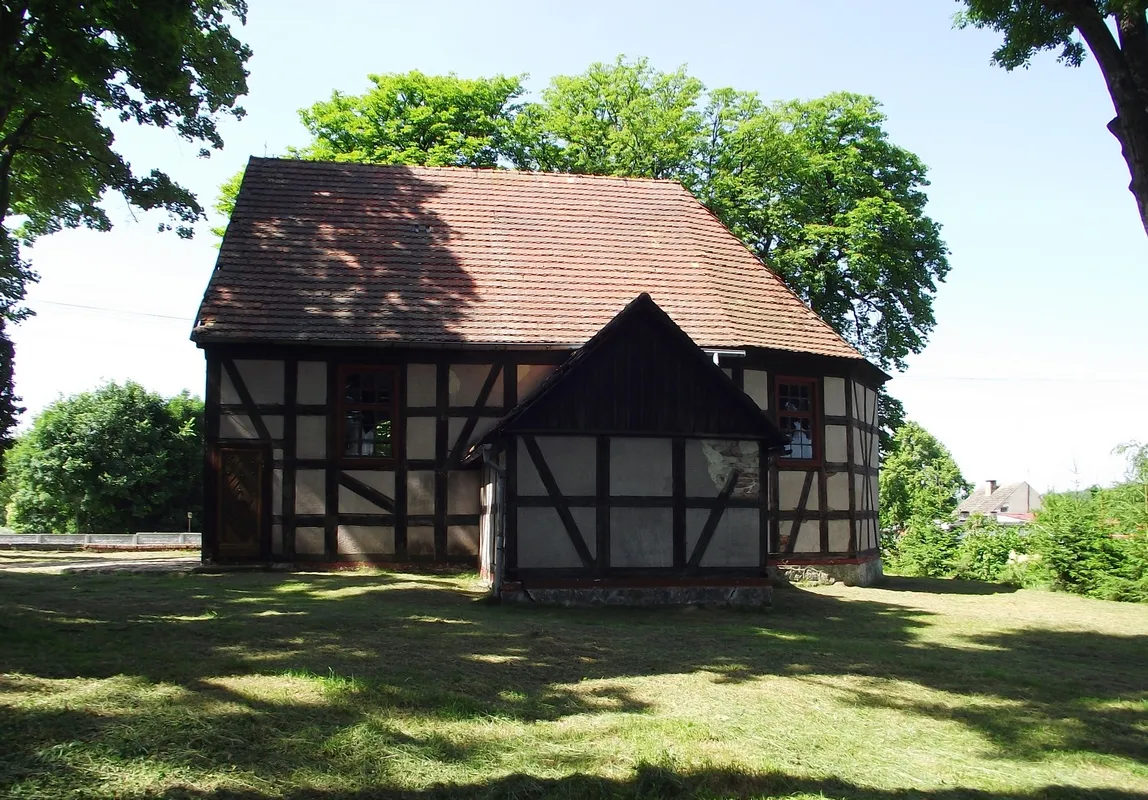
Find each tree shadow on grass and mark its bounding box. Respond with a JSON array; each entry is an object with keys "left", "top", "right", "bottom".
[
  {"left": 875, "top": 576, "right": 1019, "bottom": 595},
  {"left": 126, "top": 763, "right": 1148, "bottom": 800},
  {"left": 0, "top": 570, "right": 1144, "bottom": 796}
]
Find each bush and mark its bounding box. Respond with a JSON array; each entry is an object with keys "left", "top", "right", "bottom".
[
  {"left": 951, "top": 516, "right": 1027, "bottom": 582},
  {"left": 5, "top": 382, "right": 203, "bottom": 533},
  {"left": 884, "top": 518, "right": 961, "bottom": 578},
  {"left": 1027, "top": 493, "right": 1122, "bottom": 597}
]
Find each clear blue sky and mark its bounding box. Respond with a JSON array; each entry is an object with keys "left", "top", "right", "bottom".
[{"left": 14, "top": 0, "right": 1148, "bottom": 492}]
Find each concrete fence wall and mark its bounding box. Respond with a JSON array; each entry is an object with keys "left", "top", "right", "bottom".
[{"left": 0, "top": 532, "right": 201, "bottom": 548}]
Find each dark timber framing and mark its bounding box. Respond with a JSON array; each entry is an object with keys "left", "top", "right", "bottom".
[{"left": 197, "top": 301, "right": 886, "bottom": 571}]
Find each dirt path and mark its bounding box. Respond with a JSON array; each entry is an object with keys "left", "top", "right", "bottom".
[{"left": 0, "top": 550, "right": 199, "bottom": 574}]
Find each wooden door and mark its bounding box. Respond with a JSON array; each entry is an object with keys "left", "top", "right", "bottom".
[{"left": 216, "top": 444, "right": 270, "bottom": 559}]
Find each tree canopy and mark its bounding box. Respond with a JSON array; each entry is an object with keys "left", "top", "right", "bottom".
[
  {"left": 879, "top": 420, "right": 971, "bottom": 530},
  {"left": 214, "top": 59, "right": 950, "bottom": 381},
  {"left": 0, "top": 1, "right": 251, "bottom": 450},
  {"left": 956, "top": 1, "right": 1148, "bottom": 238},
  {"left": 3, "top": 382, "right": 203, "bottom": 533}
]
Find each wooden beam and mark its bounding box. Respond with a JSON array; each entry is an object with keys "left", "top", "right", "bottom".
[
  {"left": 596, "top": 435, "right": 610, "bottom": 576},
  {"left": 434, "top": 362, "right": 448, "bottom": 559},
  {"left": 686, "top": 468, "right": 740, "bottom": 571},
  {"left": 447, "top": 363, "right": 502, "bottom": 466},
  {"left": 222, "top": 359, "right": 272, "bottom": 442},
  {"left": 522, "top": 435, "right": 595, "bottom": 569},
  {"left": 672, "top": 438, "right": 686, "bottom": 569},
  {"left": 283, "top": 359, "right": 297, "bottom": 560},
  {"left": 844, "top": 378, "right": 858, "bottom": 555},
  {"left": 338, "top": 471, "right": 397, "bottom": 513},
  {"left": 786, "top": 470, "right": 815, "bottom": 554}
]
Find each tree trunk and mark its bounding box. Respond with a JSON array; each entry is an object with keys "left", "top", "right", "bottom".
[{"left": 1053, "top": 1, "right": 1148, "bottom": 237}]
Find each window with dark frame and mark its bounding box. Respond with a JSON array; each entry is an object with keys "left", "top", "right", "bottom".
[
  {"left": 776, "top": 377, "right": 818, "bottom": 463},
  {"left": 340, "top": 366, "right": 398, "bottom": 461}
]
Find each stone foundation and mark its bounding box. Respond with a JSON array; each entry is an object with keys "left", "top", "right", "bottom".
[
  {"left": 769, "top": 556, "right": 883, "bottom": 587},
  {"left": 501, "top": 583, "right": 771, "bottom": 608}
]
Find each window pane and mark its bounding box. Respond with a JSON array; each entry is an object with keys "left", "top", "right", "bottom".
[
  {"left": 778, "top": 382, "right": 813, "bottom": 412},
  {"left": 780, "top": 415, "right": 814, "bottom": 460},
  {"left": 344, "top": 410, "right": 392, "bottom": 458}
]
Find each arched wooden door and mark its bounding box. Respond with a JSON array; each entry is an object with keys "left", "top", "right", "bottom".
[{"left": 215, "top": 443, "right": 271, "bottom": 560}]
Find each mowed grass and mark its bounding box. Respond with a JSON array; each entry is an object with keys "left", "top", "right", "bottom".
[{"left": 0, "top": 566, "right": 1145, "bottom": 799}]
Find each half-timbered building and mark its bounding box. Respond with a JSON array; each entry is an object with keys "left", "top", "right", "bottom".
[{"left": 192, "top": 157, "right": 889, "bottom": 597}]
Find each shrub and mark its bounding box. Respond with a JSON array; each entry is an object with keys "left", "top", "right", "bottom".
[
  {"left": 1028, "top": 493, "right": 1122, "bottom": 597},
  {"left": 885, "top": 518, "right": 961, "bottom": 578},
  {"left": 952, "top": 516, "right": 1026, "bottom": 583}
]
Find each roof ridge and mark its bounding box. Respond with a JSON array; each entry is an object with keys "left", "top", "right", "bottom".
[{"left": 248, "top": 156, "right": 686, "bottom": 185}]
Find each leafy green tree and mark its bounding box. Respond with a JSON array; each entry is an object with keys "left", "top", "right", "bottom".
[
  {"left": 1029, "top": 491, "right": 1123, "bottom": 596},
  {"left": 5, "top": 382, "right": 203, "bottom": 533},
  {"left": 509, "top": 57, "right": 705, "bottom": 182},
  {"left": 1, "top": 2, "right": 250, "bottom": 451},
  {"left": 879, "top": 421, "right": 971, "bottom": 531},
  {"left": 956, "top": 1, "right": 1148, "bottom": 238},
  {"left": 292, "top": 71, "right": 525, "bottom": 167}
]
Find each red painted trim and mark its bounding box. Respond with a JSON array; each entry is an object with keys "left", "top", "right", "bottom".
[
  {"left": 506, "top": 576, "right": 773, "bottom": 590},
  {"left": 774, "top": 375, "right": 821, "bottom": 467},
  {"left": 337, "top": 364, "right": 401, "bottom": 467}
]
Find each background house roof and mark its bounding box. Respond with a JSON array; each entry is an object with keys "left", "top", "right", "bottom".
[
  {"left": 957, "top": 482, "right": 1039, "bottom": 515},
  {"left": 193, "top": 157, "right": 865, "bottom": 360}
]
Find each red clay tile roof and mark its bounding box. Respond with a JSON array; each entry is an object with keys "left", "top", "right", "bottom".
[{"left": 193, "top": 157, "right": 865, "bottom": 360}]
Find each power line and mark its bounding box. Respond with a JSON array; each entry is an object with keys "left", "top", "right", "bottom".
[
  {"left": 31, "top": 299, "right": 194, "bottom": 322},
  {"left": 893, "top": 374, "right": 1148, "bottom": 385}
]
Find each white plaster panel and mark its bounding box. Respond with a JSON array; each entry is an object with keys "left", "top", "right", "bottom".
[
  {"left": 610, "top": 507, "right": 672, "bottom": 567},
  {"left": 826, "top": 471, "right": 851, "bottom": 511},
  {"left": 517, "top": 437, "right": 596, "bottom": 497},
  {"left": 743, "top": 369, "right": 770, "bottom": 410},
  {"left": 339, "top": 481, "right": 393, "bottom": 515},
  {"left": 295, "top": 527, "right": 325, "bottom": 555},
  {"left": 448, "top": 471, "right": 480, "bottom": 514},
  {"left": 235, "top": 360, "right": 284, "bottom": 404},
  {"left": 219, "top": 414, "right": 284, "bottom": 440},
  {"left": 408, "top": 526, "right": 435, "bottom": 556},
  {"left": 824, "top": 425, "right": 848, "bottom": 463},
  {"left": 448, "top": 417, "right": 466, "bottom": 459},
  {"left": 824, "top": 377, "right": 846, "bottom": 417},
  {"left": 685, "top": 508, "right": 759, "bottom": 567},
  {"left": 271, "top": 524, "right": 283, "bottom": 556},
  {"left": 406, "top": 417, "right": 436, "bottom": 460},
  {"left": 407, "top": 471, "right": 435, "bottom": 515},
  {"left": 517, "top": 507, "right": 595, "bottom": 567},
  {"left": 516, "top": 364, "right": 556, "bottom": 398},
  {"left": 338, "top": 525, "right": 395, "bottom": 555},
  {"left": 778, "top": 470, "right": 812, "bottom": 511},
  {"left": 448, "top": 525, "right": 480, "bottom": 556},
  {"left": 829, "top": 519, "right": 851, "bottom": 553},
  {"left": 295, "top": 470, "right": 326, "bottom": 515},
  {"left": 407, "top": 364, "right": 437, "bottom": 407},
  {"left": 296, "top": 416, "right": 327, "bottom": 459},
  {"left": 610, "top": 437, "right": 672, "bottom": 496},
  {"left": 854, "top": 428, "right": 865, "bottom": 466},
  {"left": 274, "top": 448, "right": 283, "bottom": 460},
  {"left": 220, "top": 369, "right": 239, "bottom": 404},
  {"left": 273, "top": 469, "right": 283, "bottom": 516},
  {"left": 854, "top": 473, "right": 880, "bottom": 516},
  {"left": 793, "top": 520, "right": 822, "bottom": 553},
  {"left": 449, "top": 364, "right": 504, "bottom": 408},
  {"left": 297, "top": 361, "right": 327, "bottom": 405},
  {"left": 870, "top": 476, "right": 879, "bottom": 514},
  {"left": 346, "top": 470, "right": 396, "bottom": 496}
]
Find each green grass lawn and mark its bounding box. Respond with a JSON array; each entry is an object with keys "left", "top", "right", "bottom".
[{"left": 0, "top": 566, "right": 1145, "bottom": 799}]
